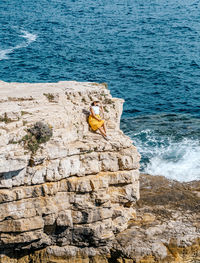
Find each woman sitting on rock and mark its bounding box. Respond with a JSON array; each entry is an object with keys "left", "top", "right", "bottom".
[{"left": 88, "top": 99, "right": 108, "bottom": 140}]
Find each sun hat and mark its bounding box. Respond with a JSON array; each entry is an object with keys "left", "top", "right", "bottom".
[{"left": 92, "top": 97, "right": 100, "bottom": 102}]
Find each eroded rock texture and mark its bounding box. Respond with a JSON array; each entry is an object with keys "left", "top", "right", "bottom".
[
  {"left": 0, "top": 81, "right": 199, "bottom": 263},
  {"left": 0, "top": 81, "right": 140, "bottom": 261},
  {"left": 112, "top": 174, "right": 200, "bottom": 263}
]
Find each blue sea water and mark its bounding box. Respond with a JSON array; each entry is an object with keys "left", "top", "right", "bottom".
[{"left": 1, "top": 0, "right": 200, "bottom": 181}]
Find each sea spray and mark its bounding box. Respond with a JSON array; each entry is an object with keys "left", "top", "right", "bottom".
[
  {"left": 121, "top": 113, "right": 200, "bottom": 182},
  {"left": 139, "top": 135, "right": 200, "bottom": 182}
]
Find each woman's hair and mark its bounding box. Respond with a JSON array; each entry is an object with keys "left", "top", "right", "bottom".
[{"left": 91, "top": 101, "right": 99, "bottom": 106}]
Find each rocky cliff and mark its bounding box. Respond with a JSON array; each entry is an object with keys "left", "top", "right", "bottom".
[
  {"left": 0, "top": 81, "right": 199, "bottom": 263},
  {"left": 0, "top": 81, "right": 140, "bottom": 262}
]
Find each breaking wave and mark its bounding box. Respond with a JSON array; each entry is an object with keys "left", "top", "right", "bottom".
[
  {"left": 121, "top": 114, "right": 200, "bottom": 182},
  {"left": 135, "top": 130, "right": 200, "bottom": 182}
]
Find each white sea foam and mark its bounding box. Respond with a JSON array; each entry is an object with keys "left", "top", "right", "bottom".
[
  {"left": 134, "top": 130, "right": 200, "bottom": 182},
  {"left": 0, "top": 30, "right": 37, "bottom": 61},
  {"left": 19, "top": 30, "right": 37, "bottom": 44},
  {"left": 0, "top": 49, "right": 12, "bottom": 60},
  {"left": 145, "top": 139, "right": 200, "bottom": 182}
]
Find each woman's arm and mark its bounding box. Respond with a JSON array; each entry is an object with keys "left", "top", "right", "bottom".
[{"left": 90, "top": 107, "right": 102, "bottom": 121}]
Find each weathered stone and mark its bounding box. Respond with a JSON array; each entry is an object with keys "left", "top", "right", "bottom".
[
  {"left": 1, "top": 229, "right": 44, "bottom": 246},
  {"left": 59, "top": 156, "right": 81, "bottom": 178},
  {"left": 31, "top": 167, "right": 46, "bottom": 185},
  {"left": 0, "top": 81, "right": 142, "bottom": 262},
  {"left": 67, "top": 177, "right": 93, "bottom": 193},
  {"left": 99, "top": 153, "right": 119, "bottom": 172},
  {"left": 80, "top": 152, "right": 101, "bottom": 175},
  {"left": 46, "top": 159, "right": 60, "bottom": 181},
  {"left": 0, "top": 189, "right": 16, "bottom": 203},
  {"left": 71, "top": 218, "right": 114, "bottom": 247},
  {"left": 2, "top": 81, "right": 198, "bottom": 263},
  {"left": 0, "top": 216, "right": 44, "bottom": 232},
  {"left": 43, "top": 213, "right": 56, "bottom": 226},
  {"left": 110, "top": 174, "right": 200, "bottom": 262},
  {"left": 72, "top": 207, "right": 113, "bottom": 224},
  {"left": 0, "top": 154, "right": 29, "bottom": 174},
  {"left": 57, "top": 210, "right": 73, "bottom": 227}
]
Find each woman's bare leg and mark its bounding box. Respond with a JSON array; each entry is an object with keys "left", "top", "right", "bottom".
[
  {"left": 102, "top": 122, "right": 107, "bottom": 134},
  {"left": 98, "top": 126, "right": 107, "bottom": 137}
]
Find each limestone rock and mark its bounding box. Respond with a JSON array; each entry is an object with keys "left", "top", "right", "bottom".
[
  {"left": 0, "top": 81, "right": 140, "bottom": 261},
  {"left": 112, "top": 174, "right": 200, "bottom": 263},
  {"left": 1, "top": 81, "right": 199, "bottom": 263}
]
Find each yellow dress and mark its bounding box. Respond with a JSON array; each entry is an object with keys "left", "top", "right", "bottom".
[{"left": 88, "top": 114, "right": 105, "bottom": 131}]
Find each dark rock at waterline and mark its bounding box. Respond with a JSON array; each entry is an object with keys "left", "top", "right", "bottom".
[
  {"left": 139, "top": 174, "right": 200, "bottom": 212},
  {"left": 112, "top": 174, "right": 200, "bottom": 263}
]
